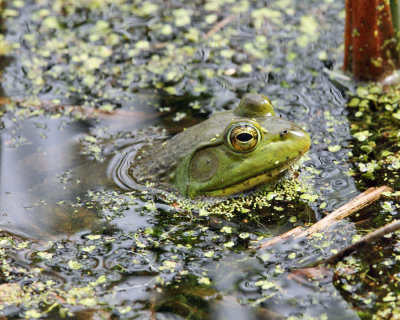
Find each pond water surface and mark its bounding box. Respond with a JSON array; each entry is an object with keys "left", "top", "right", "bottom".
[{"left": 0, "top": 0, "right": 399, "bottom": 319}]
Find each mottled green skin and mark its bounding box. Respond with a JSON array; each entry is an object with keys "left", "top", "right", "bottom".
[{"left": 131, "top": 94, "right": 311, "bottom": 198}]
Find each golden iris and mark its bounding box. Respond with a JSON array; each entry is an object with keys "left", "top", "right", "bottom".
[{"left": 227, "top": 122, "right": 261, "bottom": 152}]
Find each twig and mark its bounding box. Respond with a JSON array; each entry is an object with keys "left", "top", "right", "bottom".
[
  {"left": 150, "top": 296, "right": 157, "bottom": 320},
  {"left": 295, "top": 186, "right": 392, "bottom": 238},
  {"left": 259, "top": 186, "right": 392, "bottom": 249},
  {"left": 204, "top": 14, "right": 235, "bottom": 39},
  {"left": 324, "top": 219, "right": 400, "bottom": 265}
]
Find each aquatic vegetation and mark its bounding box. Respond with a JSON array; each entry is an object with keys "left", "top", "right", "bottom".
[
  {"left": 347, "top": 83, "right": 400, "bottom": 190},
  {"left": 0, "top": 0, "right": 400, "bottom": 319}
]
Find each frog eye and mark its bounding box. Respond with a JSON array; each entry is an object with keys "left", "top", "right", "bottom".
[{"left": 226, "top": 122, "right": 261, "bottom": 152}]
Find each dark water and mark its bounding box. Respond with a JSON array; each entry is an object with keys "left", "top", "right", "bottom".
[{"left": 0, "top": 0, "right": 399, "bottom": 319}]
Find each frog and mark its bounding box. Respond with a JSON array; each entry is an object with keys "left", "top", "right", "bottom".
[{"left": 130, "top": 93, "right": 311, "bottom": 199}]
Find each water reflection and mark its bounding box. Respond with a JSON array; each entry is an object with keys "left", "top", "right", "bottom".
[
  {"left": 0, "top": 115, "right": 101, "bottom": 239},
  {"left": 147, "top": 248, "right": 361, "bottom": 319},
  {"left": 0, "top": 94, "right": 166, "bottom": 240},
  {"left": 207, "top": 250, "right": 359, "bottom": 319},
  {"left": 0, "top": 0, "right": 383, "bottom": 317}
]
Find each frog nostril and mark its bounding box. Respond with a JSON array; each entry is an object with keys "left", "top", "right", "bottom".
[{"left": 280, "top": 130, "right": 288, "bottom": 138}]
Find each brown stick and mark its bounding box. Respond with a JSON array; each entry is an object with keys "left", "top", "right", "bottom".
[
  {"left": 259, "top": 186, "right": 392, "bottom": 249},
  {"left": 295, "top": 186, "right": 392, "bottom": 239},
  {"left": 324, "top": 219, "right": 400, "bottom": 265},
  {"left": 204, "top": 15, "right": 235, "bottom": 39}
]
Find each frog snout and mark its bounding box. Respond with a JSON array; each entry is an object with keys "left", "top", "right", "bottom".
[{"left": 280, "top": 129, "right": 311, "bottom": 153}]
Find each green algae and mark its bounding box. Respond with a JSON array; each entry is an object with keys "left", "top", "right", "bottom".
[
  {"left": 0, "top": 0, "right": 331, "bottom": 115},
  {"left": 327, "top": 80, "right": 400, "bottom": 317},
  {"left": 346, "top": 83, "right": 400, "bottom": 190},
  {"left": 1, "top": 0, "right": 398, "bottom": 319},
  {"left": 0, "top": 232, "right": 109, "bottom": 319}
]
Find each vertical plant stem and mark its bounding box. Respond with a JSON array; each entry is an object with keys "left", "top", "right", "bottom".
[
  {"left": 343, "top": 0, "right": 353, "bottom": 72},
  {"left": 344, "top": 0, "right": 399, "bottom": 81},
  {"left": 390, "top": 0, "right": 400, "bottom": 34}
]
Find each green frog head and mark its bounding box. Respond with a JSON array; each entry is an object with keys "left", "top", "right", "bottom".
[{"left": 131, "top": 94, "right": 311, "bottom": 198}]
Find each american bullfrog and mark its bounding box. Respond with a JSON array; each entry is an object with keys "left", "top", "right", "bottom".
[{"left": 130, "top": 94, "right": 311, "bottom": 198}]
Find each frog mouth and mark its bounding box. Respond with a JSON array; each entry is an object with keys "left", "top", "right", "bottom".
[{"left": 202, "top": 156, "right": 302, "bottom": 197}]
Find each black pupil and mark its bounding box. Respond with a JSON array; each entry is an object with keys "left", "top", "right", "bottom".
[{"left": 236, "top": 132, "right": 253, "bottom": 142}]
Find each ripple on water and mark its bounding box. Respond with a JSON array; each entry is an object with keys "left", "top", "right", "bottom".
[
  {"left": 0, "top": 0, "right": 381, "bottom": 317},
  {"left": 107, "top": 140, "right": 143, "bottom": 191},
  {"left": 237, "top": 276, "right": 263, "bottom": 293},
  {"left": 104, "top": 248, "right": 158, "bottom": 276},
  {"left": 107, "top": 131, "right": 168, "bottom": 194}
]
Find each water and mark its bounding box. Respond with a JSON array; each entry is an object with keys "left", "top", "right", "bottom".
[{"left": 0, "top": 0, "right": 399, "bottom": 319}]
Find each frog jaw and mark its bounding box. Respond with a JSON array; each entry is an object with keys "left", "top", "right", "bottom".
[{"left": 191, "top": 156, "right": 302, "bottom": 198}]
